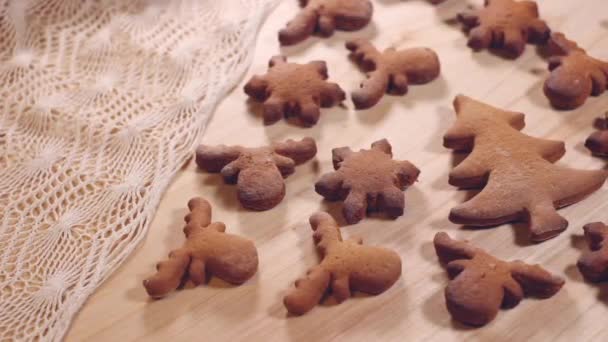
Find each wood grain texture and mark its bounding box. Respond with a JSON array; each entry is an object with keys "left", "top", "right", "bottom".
[{"left": 65, "top": 0, "right": 608, "bottom": 341}]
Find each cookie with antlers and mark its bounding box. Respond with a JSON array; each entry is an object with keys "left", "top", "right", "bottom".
[
  {"left": 278, "top": 0, "right": 373, "bottom": 46},
  {"left": 284, "top": 212, "right": 402, "bottom": 315},
  {"left": 434, "top": 232, "right": 564, "bottom": 326},
  {"left": 315, "top": 139, "right": 420, "bottom": 224},
  {"left": 244, "top": 56, "right": 345, "bottom": 126},
  {"left": 458, "top": 0, "right": 550, "bottom": 58},
  {"left": 196, "top": 137, "right": 317, "bottom": 210},
  {"left": 444, "top": 95, "right": 607, "bottom": 242},
  {"left": 543, "top": 32, "right": 608, "bottom": 110},
  {"left": 143, "top": 198, "right": 258, "bottom": 298},
  {"left": 586, "top": 123, "right": 608, "bottom": 157},
  {"left": 345, "top": 39, "right": 441, "bottom": 109},
  {"left": 577, "top": 222, "right": 608, "bottom": 282},
  {"left": 585, "top": 113, "right": 608, "bottom": 156}
]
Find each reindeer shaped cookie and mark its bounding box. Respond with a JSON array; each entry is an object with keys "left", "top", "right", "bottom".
[
  {"left": 196, "top": 137, "right": 317, "bottom": 210},
  {"left": 284, "top": 212, "right": 402, "bottom": 315},
  {"left": 143, "top": 198, "right": 258, "bottom": 298},
  {"left": 544, "top": 32, "right": 608, "bottom": 109},
  {"left": 577, "top": 222, "right": 608, "bottom": 282},
  {"left": 346, "top": 39, "right": 441, "bottom": 109},
  {"left": 278, "top": 0, "right": 373, "bottom": 46},
  {"left": 586, "top": 120, "right": 608, "bottom": 157},
  {"left": 434, "top": 232, "right": 564, "bottom": 326}
]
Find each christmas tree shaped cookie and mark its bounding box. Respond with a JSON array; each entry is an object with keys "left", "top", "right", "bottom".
[{"left": 444, "top": 95, "right": 607, "bottom": 242}]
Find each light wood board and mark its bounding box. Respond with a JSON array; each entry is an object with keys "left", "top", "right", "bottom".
[{"left": 66, "top": 0, "right": 608, "bottom": 341}]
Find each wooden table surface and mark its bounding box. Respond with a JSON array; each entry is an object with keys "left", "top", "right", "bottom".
[{"left": 65, "top": 1, "right": 608, "bottom": 341}]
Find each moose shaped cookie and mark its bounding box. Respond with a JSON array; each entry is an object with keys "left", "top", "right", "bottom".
[
  {"left": 577, "top": 222, "right": 608, "bottom": 282},
  {"left": 244, "top": 56, "right": 345, "bottom": 126},
  {"left": 143, "top": 198, "right": 258, "bottom": 298},
  {"left": 458, "top": 0, "right": 550, "bottom": 58},
  {"left": 315, "top": 139, "right": 420, "bottom": 224},
  {"left": 346, "top": 39, "right": 441, "bottom": 109},
  {"left": 278, "top": 0, "right": 373, "bottom": 46},
  {"left": 196, "top": 137, "right": 317, "bottom": 211},
  {"left": 543, "top": 32, "right": 608, "bottom": 110},
  {"left": 586, "top": 117, "right": 608, "bottom": 156},
  {"left": 444, "top": 95, "right": 607, "bottom": 242},
  {"left": 284, "top": 212, "right": 402, "bottom": 315},
  {"left": 434, "top": 232, "right": 565, "bottom": 326}
]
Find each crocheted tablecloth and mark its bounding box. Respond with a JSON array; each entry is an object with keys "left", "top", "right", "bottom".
[{"left": 0, "top": 1, "right": 276, "bottom": 340}]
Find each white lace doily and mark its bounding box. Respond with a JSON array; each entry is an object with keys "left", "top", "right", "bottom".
[{"left": 0, "top": 0, "right": 277, "bottom": 340}]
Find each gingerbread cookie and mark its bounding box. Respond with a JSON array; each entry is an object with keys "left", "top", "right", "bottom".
[
  {"left": 244, "top": 56, "right": 345, "bottom": 126},
  {"left": 196, "top": 137, "right": 317, "bottom": 211},
  {"left": 143, "top": 198, "right": 258, "bottom": 298},
  {"left": 315, "top": 139, "right": 420, "bottom": 224},
  {"left": 444, "top": 95, "right": 607, "bottom": 242},
  {"left": 586, "top": 126, "right": 608, "bottom": 157},
  {"left": 458, "top": 0, "right": 550, "bottom": 58},
  {"left": 434, "top": 232, "right": 564, "bottom": 326},
  {"left": 284, "top": 212, "right": 402, "bottom": 315},
  {"left": 577, "top": 222, "right": 608, "bottom": 282},
  {"left": 346, "top": 39, "right": 441, "bottom": 109},
  {"left": 279, "top": 0, "right": 373, "bottom": 46},
  {"left": 543, "top": 32, "right": 608, "bottom": 110}
]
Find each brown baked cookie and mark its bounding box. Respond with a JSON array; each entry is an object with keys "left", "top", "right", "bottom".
[
  {"left": 279, "top": 0, "right": 373, "bottom": 46},
  {"left": 577, "top": 222, "right": 608, "bottom": 282},
  {"left": 434, "top": 232, "right": 564, "bottom": 326},
  {"left": 444, "top": 95, "right": 607, "bottom": 242},
  {"left": 543, "top": 32, "right": 608, "bottom": 110},
  {"left": 284, "top": 212, "right": 402, "bottom": 315},
  {"left": 315, "top": 139, "right": 420, "bottom": 224},
  {"left": 458, "top": 0, "right": 550, "bottom": 58},
  {"left": 196, "top": 137, "right": 317, "bottom": 211},
  {"left": 346, "top": 39, "right": 441, "bottom": 109},
  {"left": 586, "top": 125, "right": 608, "bottom": 157},
  {"left": 143, "top": 198, "right": 258, "bottom": 298},
  {"left": 244, "top": 56, "right": 345, "bottom": 126}
]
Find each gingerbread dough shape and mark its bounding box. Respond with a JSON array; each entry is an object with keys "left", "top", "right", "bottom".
[
  {"left": 577, "top": 222, "right": 608, "bottom": 282},
  {"left": 346, "top": 39, "right": 441, "bottom": 109},
  {"left": 244, "top": 56, "right": 345, "bottom": 126},
  {"left": 279, "top": 0, "right": 373, "bottom": 46},
  {"left": 196, "top": 137, "right": 317, "bottom": 211},
  {"left": 586, "top": 117, "right": 608, "bottom": 157},
  {"left": 458, "top": 0, "right": 550, "bottom": 58},
  {"left": 284, "top": 212, "right": 402, "bottom": 315},
  {"left": 143, "top": 198, "right": 258, "bottom": 298},
  {"left": 543, "top": 32, "right": 608, "bottom": 110},
  {"left": 434, "top": 232, "right": 564, "bottom": 326},
  {"left": 444, "top": 95, "right": 607, "bottom": 242},
  {"left": 315, "top": 139, "right": 420, "bottom": 224}
]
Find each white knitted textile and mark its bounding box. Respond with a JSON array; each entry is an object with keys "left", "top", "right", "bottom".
[{"left": 0, "top": 0, "right": 277, "bottom": 340}]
